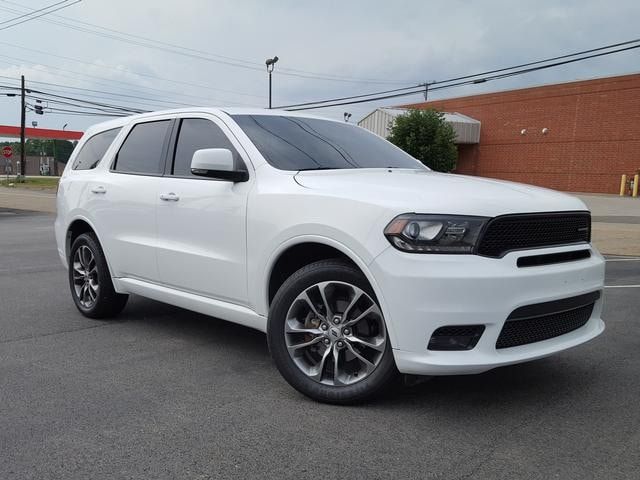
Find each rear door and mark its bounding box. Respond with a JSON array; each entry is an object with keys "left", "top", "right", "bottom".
[
  {"left": 94, "top": 118, "right": 173, "bottom": 282},
  {"left": 155, "top": 115, "right": 252, "bottom": 305}
]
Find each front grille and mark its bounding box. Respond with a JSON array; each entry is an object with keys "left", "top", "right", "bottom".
[
  {"left": 477, "top": 212, "right": 591, "bottom": 258},
  {"left": 496, "top": 292, "right": 599, "bottom": 349}
]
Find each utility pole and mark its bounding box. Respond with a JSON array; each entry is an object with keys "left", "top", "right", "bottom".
[
  {"left": 424, "top": 82, "right": 429, "bottom": 101},
  {"left": 19, "top": 75, "right": 26, "bottom": 177}
]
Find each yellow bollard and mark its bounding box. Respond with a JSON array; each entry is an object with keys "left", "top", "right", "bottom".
[
  {"left": 620, "top": 174, "right": 627, "bottom": 196},
  {"left": 633, "top": 174, "right": 639, "bottom": 198}
]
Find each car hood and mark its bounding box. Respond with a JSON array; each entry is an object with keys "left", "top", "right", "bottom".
[{"left": 293, "top": 169, "right": 588, "bottom": 217}]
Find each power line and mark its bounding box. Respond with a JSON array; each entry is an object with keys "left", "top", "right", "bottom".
[
  {"left": 0, "top": 74, "right": 179, "bottom": 112},
  {"left": 285, "top": 88, "right": 425, "bottom": 111},
  {"left": 0, "top": 55, "right": 214, "bottom": 108},
  {"left": 28, "top": 88, "right": 145, "bottom": 113},
  {"left": 0, "top": 53, "right": 259, "bottom": 108},
  {"left": 0, "top": 0, "right": 68, "bottom": 25},
  {"left": 31, "top": 106, "right": 126, "bottom": 117},
  {"left": 0, "top": 0, "right": 80, "bottom": 31},
  {"left": 26, "top": 95, "right": 137, "bottom": 115},
  {"left": 2, "top": 38, "right": 639, "bottom": 119},
  {"left": 274, "top": 84, "right": 424, "bottom": 110},
  {"left": 0, "top": 0, "right": 413, "bottom": 85},
  {"left": 25, "top": 83, "right": 174, "bottom": 111},
  {"left": 0, "top": 76, "right": 174, "bottom": 112},
  {"left": 427, "top": 37, "right": 640, "bottom": 86},
  {"left": 284, "top": 42, "right": 640, "bottom": 111},
  {"left": 0, "top": 56, "right": 187, "bottom": 107},
  {"left": 0, "top": 42, "right": 266, "bottom": 100},
  {"left": 278, "top": 38, "right": 640, "bottom": 110},
  {"left": 0, "top": 81, "right": 146, "bottom": 113}
]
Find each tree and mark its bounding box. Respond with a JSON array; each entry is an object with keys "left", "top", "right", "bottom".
[
  {"left": 0, "top": 139, "right": 75, "bottom": 163},
  {"left": 52, "top": 140, "right": 75, "bottom": 163},
  {"left": 387, "top": 109, "right": 458, "bottom": 172}
]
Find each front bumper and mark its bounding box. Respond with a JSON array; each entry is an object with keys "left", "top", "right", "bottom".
[{"left": 369, "top": 244, "right": 605, "bottom": 376}]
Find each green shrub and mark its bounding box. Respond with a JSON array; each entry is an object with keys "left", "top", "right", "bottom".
[{"left": 387, "top": 109, "right": 457, "bottom": 172}]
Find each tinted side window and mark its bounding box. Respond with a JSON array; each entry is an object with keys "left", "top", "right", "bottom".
[
  {"left": 72, "top": 128, "right": 121, "bottom": 170},
  {"left": 172, "top": 118, "right": 244, "bottom": 176},
  {"left": 114, "top": 120, "right": 171, "bottom": 174}
]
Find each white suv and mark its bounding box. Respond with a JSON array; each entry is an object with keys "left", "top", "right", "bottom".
[{"left": 55, "top": 108, "right": 605, "bottom": 403}]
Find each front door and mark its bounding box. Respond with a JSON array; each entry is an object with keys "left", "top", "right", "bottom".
[{"left": 155, "top": 116, "right": 251, "bottom": 305}]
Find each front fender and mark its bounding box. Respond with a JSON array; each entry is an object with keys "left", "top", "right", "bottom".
[{"left": 253, "top": 234, "right": 398, "bottom": 348}]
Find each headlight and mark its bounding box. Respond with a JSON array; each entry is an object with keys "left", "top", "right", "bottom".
[{"left": 384, "top": 214, "right": 488, "bottom": 253}]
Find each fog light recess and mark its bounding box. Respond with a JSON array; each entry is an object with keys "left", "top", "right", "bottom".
[{"left": 428, "top": 325, "right": 485, "bottom": 351}]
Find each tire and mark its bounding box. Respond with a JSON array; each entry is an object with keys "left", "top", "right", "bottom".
[
  {"left": 68, "top": 232, "right": 128, "bottom": 319},
  {"left": 268, "top": 259, "right": 398, "bottom": 404}
]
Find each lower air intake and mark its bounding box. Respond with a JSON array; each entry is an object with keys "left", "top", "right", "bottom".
[{"left": 496, "top": 293, "right": 598, "bottom": 349}]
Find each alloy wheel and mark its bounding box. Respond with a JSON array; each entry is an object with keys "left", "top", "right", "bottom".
[
  {"left": 284, "top": 281, "right": 387, "bottom": 386},
  {"left": 72, "top": 245, "right": 99, "bottom": 309}
]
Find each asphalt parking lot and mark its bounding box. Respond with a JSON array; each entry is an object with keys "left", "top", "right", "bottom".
[{"left": 1, "top": 210, "right": 639, "bottom": 480}]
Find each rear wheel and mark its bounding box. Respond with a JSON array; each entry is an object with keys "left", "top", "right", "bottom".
[
  {"left": 68, "top": 233, "right": 128, "bottom": 319},
  {"left": 268, "top": 259, "right": 397, "bottom": 404}
]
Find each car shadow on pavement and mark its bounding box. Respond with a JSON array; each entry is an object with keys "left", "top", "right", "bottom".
[
  {"left": 116, "top": 294, "right": 270, "bottom": 355},
  {"left": 118, "top": 295, "right": 599, "bottom": 409},
  {"left": 375, "top": 358, "right": 598, "bottom": 413}
]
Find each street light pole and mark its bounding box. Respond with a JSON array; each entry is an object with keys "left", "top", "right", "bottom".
[
  {"left": 20, "top": 74, "right": 26, "bottom": 177},
  {"left": 265, "top": 56, "right": 279, "bottom": 109}
]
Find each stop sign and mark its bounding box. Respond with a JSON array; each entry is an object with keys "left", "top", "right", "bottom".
[{"left": 2, "top": 146, "right": 12, "bottom": 158}]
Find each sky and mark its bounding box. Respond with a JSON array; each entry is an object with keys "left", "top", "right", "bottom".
[{"left": 0, "top": 0, "right": 639, "bottom": 133}]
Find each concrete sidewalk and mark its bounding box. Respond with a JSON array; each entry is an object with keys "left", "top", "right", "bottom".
[
  {"left": 577, "top": 194, "right": 640, "bottom": 256},
  {"left": 0, "top": 188, "right": 56, "bottom": 213},
  {"left": 577, "top": 193, "right": 640, "bottom": 218},
  {"left": 2, "top": 187, "right": 639, "bottom": 255}
]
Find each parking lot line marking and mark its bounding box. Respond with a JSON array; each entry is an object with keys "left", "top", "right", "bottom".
[{"left": 604, "top": 284, "right": 640, "bottom": 288}]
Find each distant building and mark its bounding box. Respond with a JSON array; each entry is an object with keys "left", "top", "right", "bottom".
[
  {"left": 392, "top": 73, "right": 640, "bottom": 194},
  {"left": 358, "top": 108, "right": 481, "bottom": 144},
  {"left": 3, "top": 155, "right": 66, "bottom": 176}
]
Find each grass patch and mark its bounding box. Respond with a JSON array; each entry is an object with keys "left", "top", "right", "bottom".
[{"left": 0, "top": 176, "right": 60, "bottom": 191}]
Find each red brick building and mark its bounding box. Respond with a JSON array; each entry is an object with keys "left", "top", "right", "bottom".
[{"left": 402, "top": 73, "right": 640, "bottom": 194}]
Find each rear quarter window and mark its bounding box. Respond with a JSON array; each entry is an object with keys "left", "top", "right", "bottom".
[{"left": 72, "top": 128, "right": 121, "bottom": 170}]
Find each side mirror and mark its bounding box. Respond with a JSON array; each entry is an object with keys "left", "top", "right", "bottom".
[{"left": 190, "top": 148, "right": 248, "bottom": 182}]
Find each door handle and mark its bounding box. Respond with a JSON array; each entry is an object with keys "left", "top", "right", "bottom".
[
  {"left": 159, "top": 192, "right": 180, "bottom": 202},
  {"left": 90, "top": 186, "right": 106, "bottom": 194}
]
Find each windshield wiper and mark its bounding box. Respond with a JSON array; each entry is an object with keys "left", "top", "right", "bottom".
[{"left": 297, "top": 167, "right": 339, "bottom": 171}]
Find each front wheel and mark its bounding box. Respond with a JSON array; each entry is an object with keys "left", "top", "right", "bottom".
[{"left": 268, "top": 259, "right": 397, "bottom": 404}]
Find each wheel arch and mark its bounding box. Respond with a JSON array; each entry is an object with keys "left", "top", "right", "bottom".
[
  {"left": 65, "top": 215, "right": 124, "bottom": 293},
  {"left": 66, "top": 216, "right": 100, "bottom": 260},
  {"left": 263, "top": 236, "right": 397, "bottom": 346}
]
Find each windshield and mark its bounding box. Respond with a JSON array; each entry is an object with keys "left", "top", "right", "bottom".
[{"left": 231, "top": 114, "right": 425, "bottom": 171}]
